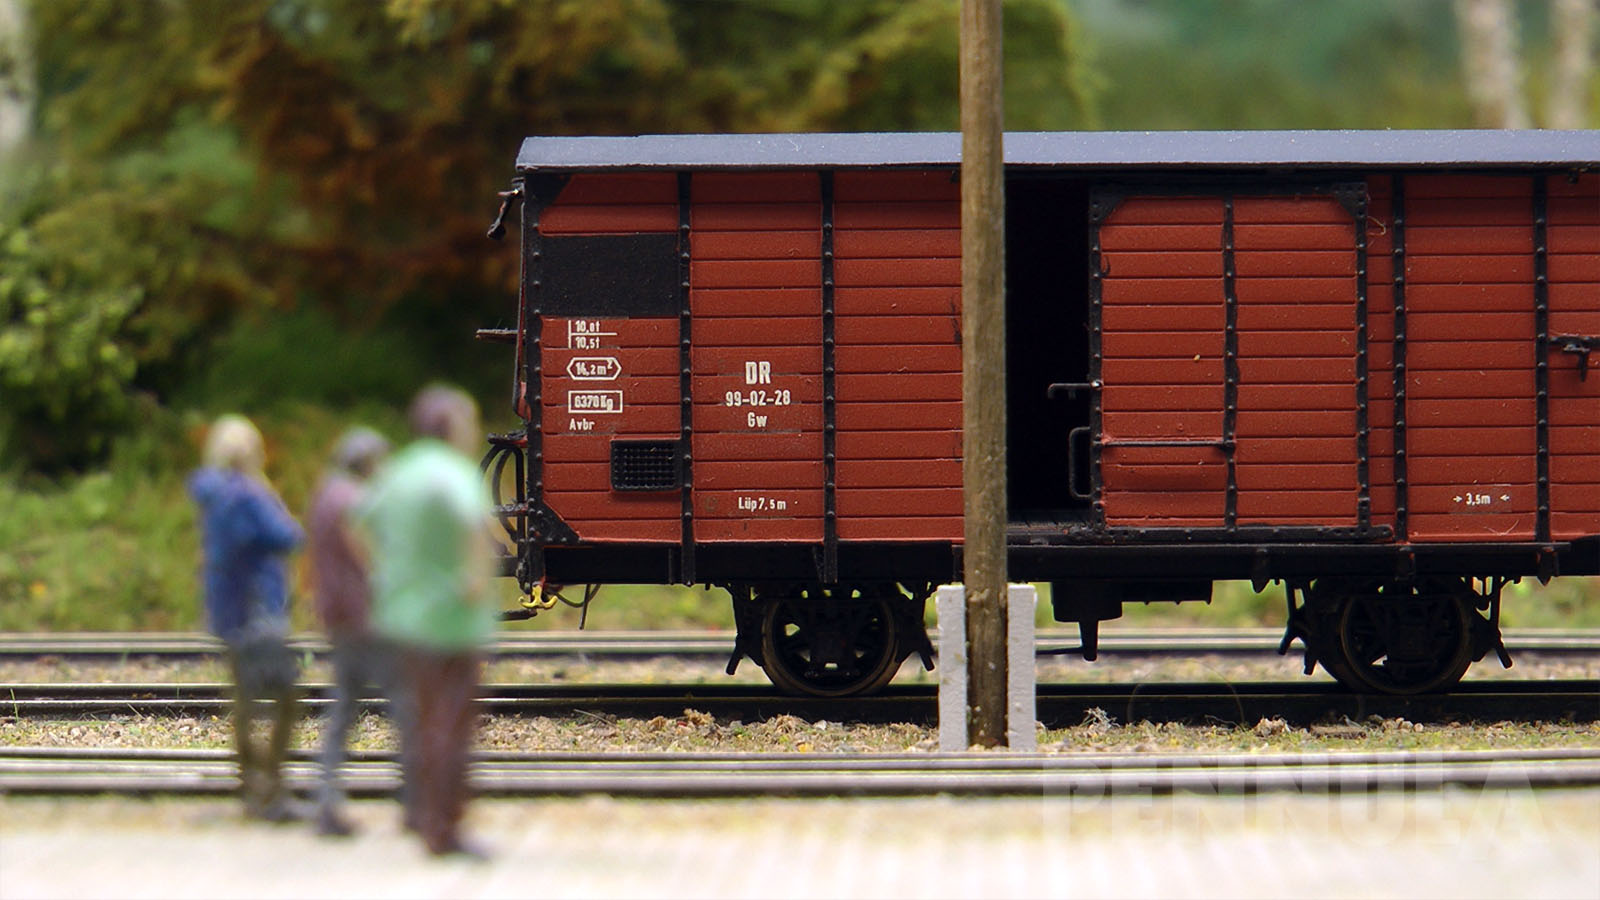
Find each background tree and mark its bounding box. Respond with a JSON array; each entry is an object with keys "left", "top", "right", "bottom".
[
  {"left": 1455, "top": 0, "right": 1532, "bottom": 127},
  {"left": 1078, "top": 0, "right": 1478, "bottom": 128},
  {"left": 4, "top": 0, "right": 1092, "bottom": 470},
  {"left": 0, "top": 0, "right": 28, "bottom": 154},
  {"left": 1454, "top": 0, "right": 1597, "bottom": 128},
  {"left": 1548, "top": 0, "right": 1595, "bottom": 129},
  {"left": 5, "top": 0, "right": 1595, "bottom": 629},
  {"left": 5, "top": 0, "right": 1596, "bottom": 471}
]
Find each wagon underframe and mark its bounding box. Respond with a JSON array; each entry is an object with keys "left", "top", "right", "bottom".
[{"left": 514, "top": 535, "right": 1598, "bottom": 587}]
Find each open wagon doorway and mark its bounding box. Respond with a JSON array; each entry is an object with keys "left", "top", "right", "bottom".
[{"left": 1005, "top": 176, "right": 1093, "bottom": 525}]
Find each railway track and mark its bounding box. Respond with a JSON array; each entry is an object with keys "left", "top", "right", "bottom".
[
  {"left": 5, "top": 679, "right": 1596, "bottom": 726},
  {"left": 4, "top": 627, "right": 1599, "bottom": 659},
  {"left": 2, "top": 745, "right": 1597, "bottom": 798}
]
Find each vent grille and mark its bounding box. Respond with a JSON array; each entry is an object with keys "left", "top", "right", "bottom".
[{"left": 610, "top": 440, "right": 680, "bottom": 491}]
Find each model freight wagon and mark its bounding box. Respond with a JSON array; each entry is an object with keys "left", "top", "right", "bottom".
[{"left": 480, "top": 131, "right": 1600, "bottom": 697}]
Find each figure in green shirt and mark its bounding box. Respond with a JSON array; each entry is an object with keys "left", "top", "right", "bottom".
[{"left": 360, "top": 385, "right": 496, "bottom": 857}]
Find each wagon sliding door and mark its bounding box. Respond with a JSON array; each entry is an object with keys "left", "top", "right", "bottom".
[
  {"left": 1094, "top": 194, "right": 1228, "bottom": 527},
  {"left": 1092, "top": 188, "right": 1368, "bottom": 534},
  {"left": 1546, "top": 173, "right": 1600, "bottom": 541}
]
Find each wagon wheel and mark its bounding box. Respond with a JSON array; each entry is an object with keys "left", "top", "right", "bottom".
[
  {"left": 1333, "top": 580, "right": 1476, "bottom": 695},
  {"left": 758, "top": 592, "right": 901, "bottom": 697},
  {"left": 1298, "top": 579, "right": 1373, "bottom": 692}
]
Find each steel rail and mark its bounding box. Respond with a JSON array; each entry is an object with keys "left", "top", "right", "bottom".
[
  {"left": 8, "top": 744, "right": 1600, "bottom": 765},
  {"left": 6, "top": 679, "right": 1598, "bottom": 701},
  {"left": 5, "top": 680, "right": 1596, "bottom": 726},
  {"left": 3, "top": 628, "right": 1598, "bottom": 658},
  {"left": 2, "top": 746, "right": 1598, "bottom": 797}
]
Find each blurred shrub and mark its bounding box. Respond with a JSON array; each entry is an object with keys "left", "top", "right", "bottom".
[
  {"left": 0, "top": 427, "right": 198, "bottom": 632},
  {"left": 1500, "top": 577, "right": 1600, "bottom": 629},
  {"left": 0, "top": 140, "right": 270, "bottom": 470},
  {"left": 181, "top": 306, "right": 423, "bottom": 411},
  {"left": 0, "top": 399, "right": 410, "bottom": 632},
  {"left": 0, "top": 223, "right": 140, "bottom": 468}
]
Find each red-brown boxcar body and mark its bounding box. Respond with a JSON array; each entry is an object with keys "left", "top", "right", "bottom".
[{"left": 490, "top": 131, "right": 1599, "bottom": 695}]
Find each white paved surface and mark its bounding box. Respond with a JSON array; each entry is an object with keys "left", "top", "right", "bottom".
[{"left": 3, "top": 788, "right": 1598, "bottom": 899}]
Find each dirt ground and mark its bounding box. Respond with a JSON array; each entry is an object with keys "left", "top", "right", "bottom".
[
  {"left": 5, "top": 645, "right": 1597, "bottom": 757},
  {"left": 4, "top": 644, "right": 1596, "bottom": 897},
  {"left": 2, "top": 789, "right": 1597, "bottom": 899}
]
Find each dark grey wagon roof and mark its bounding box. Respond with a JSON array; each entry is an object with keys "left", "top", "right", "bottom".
[{"left": 517, "top": 130, "right": 1600, "bottom": 172}]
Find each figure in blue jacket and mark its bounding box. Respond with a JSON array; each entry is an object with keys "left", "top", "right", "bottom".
[{"left": 189, "top": 414, "right": 306, "bottom": 821}]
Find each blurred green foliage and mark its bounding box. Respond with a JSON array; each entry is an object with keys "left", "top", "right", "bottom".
[
  {"left": 0, "top": 400, "right": 413, "bottom": 632},
  {"left": 4, "top": 0, "right": 1092, "bottom": 470},
  {"left": 0, "top": 133, "right": 283, "bottom": 467},
  {"left": 1078, "top": 0, "right": 1471, "bottom": 128},
  {"left": 0, "top": 0, "right": 1594, "bottom": 630},
  {"left": 0, "top": 223, "right": 138, "bottom": 467},
  {"left": 1077, "top": 0, "right": 1597, "bottom": 129},
  {"left": 178, "top": 306, "right": 430, "bottom": 411}
]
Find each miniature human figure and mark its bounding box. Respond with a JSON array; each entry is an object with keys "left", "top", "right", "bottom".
[
  {"left": 306, "top": 426, "right": 393, "bottom": 837},
  {"left": 360, "top": 386, "right": 496, "bottom": 857},
  {"left": 188, "top": 414, "right": 305, "bottom": 821}
]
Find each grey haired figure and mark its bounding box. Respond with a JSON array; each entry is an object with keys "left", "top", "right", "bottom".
[{"left": 305, "top": 426, "right": 411, "bottom": 836}]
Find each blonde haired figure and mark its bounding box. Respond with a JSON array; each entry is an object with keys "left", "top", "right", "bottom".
[{"left": 188, "top": 414, "right": 305, "bottom": 821}]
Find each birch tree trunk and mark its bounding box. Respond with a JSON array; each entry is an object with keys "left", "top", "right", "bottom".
[
  {"left": 0, "top": 0, "right": 30, "bottom": 154},
  {"left": 1548, "top": 0, "right": 1596, "bottom": 129},
  {"left": 1455, "top": 0, "right": 1532, "bottom": 128}
]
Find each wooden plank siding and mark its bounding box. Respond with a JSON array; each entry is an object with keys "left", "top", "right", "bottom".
[
  {"left": 1403, "top": 175, "right": 1538, "bottom": 541},
  {"left": 1098, "top": 196, "right": 1228, "bottom": 527},
  {"left": 530, "top": 165, "right": 1594, "bottom": 555},
  {"left": 1098, "top": 192, "right": 1364, "bottom": 530},
  {"left": 1546, "top": 172, "right": 1600, "bottom": 540},
  {"left": 538, "top": 173, "right": 682, "bottom": 542},
  {"left": 540, "top": 313, "right": 682, "bottom": 543},
  {"left": 690, "top": 173, "right": 824, "bottom": 542},
  {"left": 833, "top": 171, "right": 964, "bottom": 541},
  {"left": 1232, "top": 194, "right": 1361, "bottom": 527},
  {"left": 540, "top": 173, "right": 678, "bottom": 235}
]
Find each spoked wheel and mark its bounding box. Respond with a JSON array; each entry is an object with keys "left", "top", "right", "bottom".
[
  {"left": 758, "top": 590, "right": 901, "bottom": 697},
  {"left": 1293, "top": 579, "right": 1368, "bottom": 691},
  {"left": 1333, "top": 580, "right": 1477, "bottom": 695}
]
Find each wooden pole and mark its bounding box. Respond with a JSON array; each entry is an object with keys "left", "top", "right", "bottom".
[{"left": 960, "top": 0, "right": 1008, "bottom": 748}]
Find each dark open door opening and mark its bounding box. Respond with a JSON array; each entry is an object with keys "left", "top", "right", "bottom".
[{"left": 1005, "top": 176, "right": 1092, "bottom": 523}]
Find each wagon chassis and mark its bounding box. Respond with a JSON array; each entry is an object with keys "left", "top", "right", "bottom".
[{"left": 487, "top": 501, "right": 1596, "bottom": 697}]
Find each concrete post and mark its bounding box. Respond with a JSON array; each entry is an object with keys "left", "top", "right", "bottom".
[
  {"left": 1007, "top": 584, "right": 1037, "bottom": 749},
  {"left": 939, "top": 584, "right": 1037, "bottom": 751}
]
